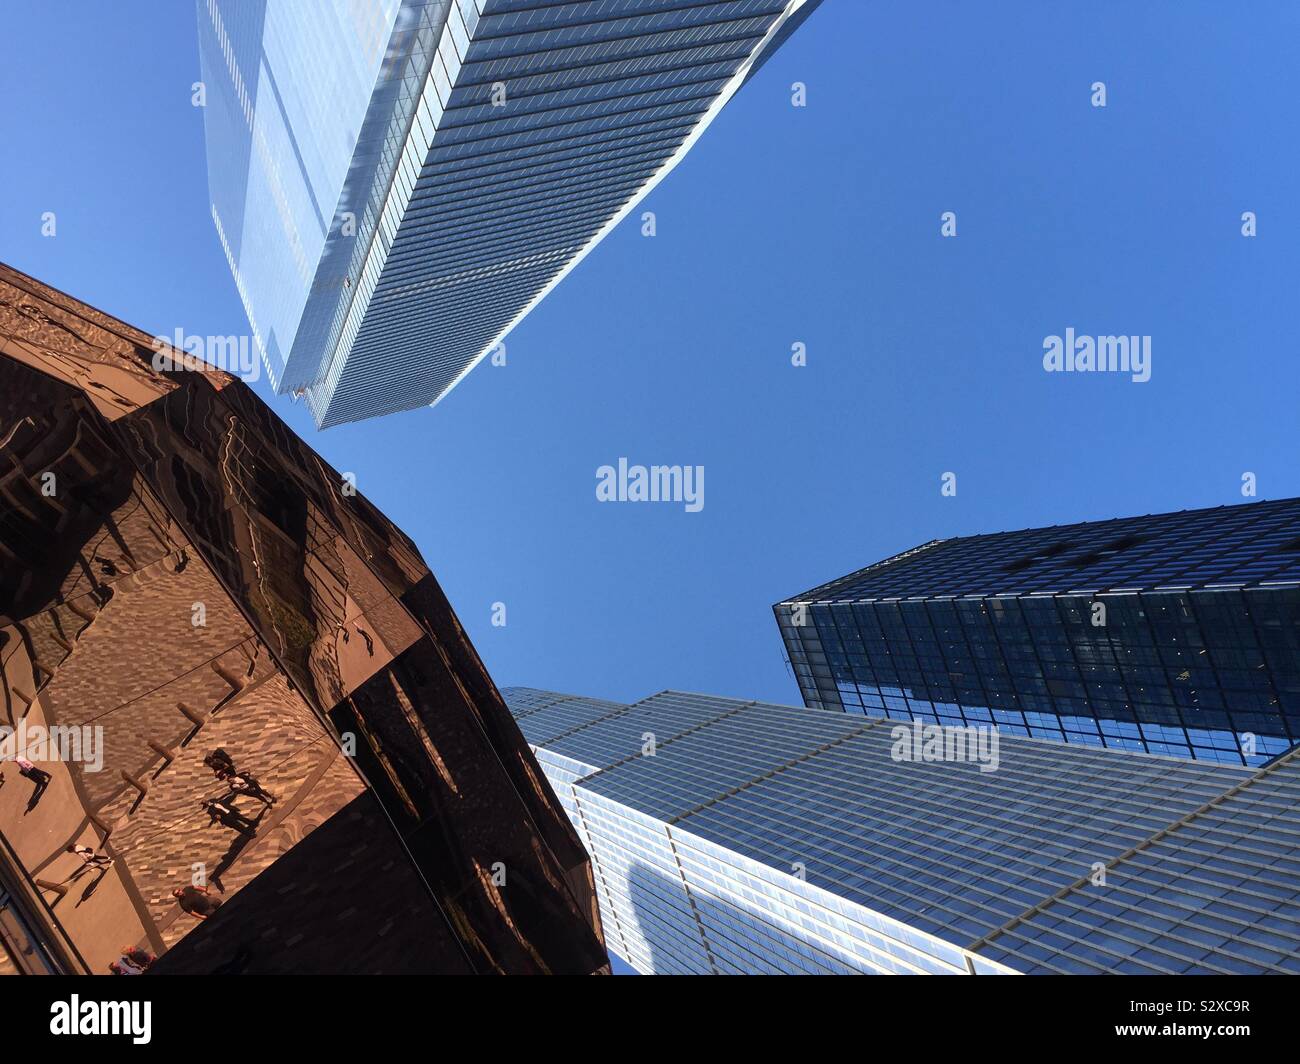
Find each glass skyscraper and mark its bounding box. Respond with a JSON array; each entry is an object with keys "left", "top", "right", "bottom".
[
  {"left": 504, "top": 687, "right": 1300, "bottom": 974},
  {"left": 197, "top": 0, "right": 406, "bottom": 393},
  {"left": 776, "top": 498, "right": 1300, "bottom": 766},
  {"left": 198, "top": 0, "right": 823, "bottom": 427}
]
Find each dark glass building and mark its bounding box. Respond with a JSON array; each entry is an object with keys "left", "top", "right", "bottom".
[
  {"left": 776, "top": 499, "right": 1300, "bottom": 766},
  {"left": 0, "top": 263, "right": 606, "bottom": 974}
]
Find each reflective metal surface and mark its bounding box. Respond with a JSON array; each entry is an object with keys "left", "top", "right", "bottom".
[{"left": 0, "top": 263, "right": 608, "bottom": 974}]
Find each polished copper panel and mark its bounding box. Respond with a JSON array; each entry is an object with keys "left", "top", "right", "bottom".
[{"left": 0, "top": 263, "right": 607, "bottom": 974}]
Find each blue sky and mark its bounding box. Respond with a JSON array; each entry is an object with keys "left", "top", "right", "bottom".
[{"left": 3, "top": 0, "right": 1298, "bottom": 739}]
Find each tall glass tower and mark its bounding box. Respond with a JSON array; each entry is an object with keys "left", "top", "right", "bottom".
[
  {"left": 197, "top": 0, "right": 823, "bottom": 427},
  {"left": 504, "top": 687, "right": 1300, "bottom": 975},
  {"left": 776, "top": 498, "right": 1300, "bottom": 766}
]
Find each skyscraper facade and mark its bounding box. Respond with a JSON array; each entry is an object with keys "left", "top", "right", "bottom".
[
  {"left": 504, "top": 687, "right": 1300, "bottom": 975},
  {"left": 198, "top": 0, "right": 823, "bottom": 427},
  {"left": 0, "top": 263, "right": 607, "bottom": 975},
  {"left": 776, "top": 499, "right": 1300, "bottom": 766}
]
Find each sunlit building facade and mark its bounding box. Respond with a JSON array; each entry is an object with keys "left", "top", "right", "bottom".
[
  {"left": 197, "top": 0, "right": 823, "bottom": 426},
  {"left": 777, "top": 499, "right": 1300, "bottom": 766},
  {"left": 505, "top": 686, "right": 1300, "bottom": 974},
  {"left": 0, "top": 263, "right": 606, "bottom": 975}
]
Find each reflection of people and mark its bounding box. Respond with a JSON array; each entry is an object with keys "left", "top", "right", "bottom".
[
  {"left": 226, "top": 772, "right": 276, "bottom": 806},
  {"left": 110, "top": 947, "right": 153, "bottom": 975},
  {"left": 67, "top": 843, "right": 113, "bottom": 869},
  {"left": 201, "top": 797, "right": 258, "bottom": 835},
  {"left": 204, "top": 748, "right": 238, "bottom": 776},
  {"left": 13, "top": 757, "right": 51, "bottom": 802},
  {"left": 173, "top": 885, "right": 223, "bottom": 920},
  {"left": 354, "top": 624, "right": 374, "bottom": 656}
]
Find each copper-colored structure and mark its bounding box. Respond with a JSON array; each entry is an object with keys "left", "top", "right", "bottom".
[{"left": 0, "top": 263, "right": 607, "bottom": 974}]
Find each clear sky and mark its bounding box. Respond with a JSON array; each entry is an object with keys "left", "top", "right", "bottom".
[{"left": 3, "top": 0, "right": 1298, "bottom": 731}]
